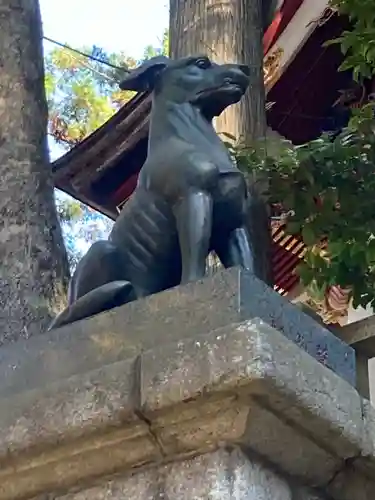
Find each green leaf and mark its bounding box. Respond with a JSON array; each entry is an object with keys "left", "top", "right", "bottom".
[
  {"left": 285, "top": 221, "right": 301, "bottom": 235},
  {"left": 297, "top": 263, "right": 314, "bottom": 286},
  {"left": 327, "top": 241, "right": 345, "bottom": 258},
  {"left": 366, "top": 239, "right": 375, "bottom": 265},
  {"left": 301, "top": 225, "right": 317, "bottom": 246},
  {"left": 45, "top": 34, "right": 168, "bottom": 146}
]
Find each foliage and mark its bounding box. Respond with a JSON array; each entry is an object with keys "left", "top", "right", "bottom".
[
  {"left": 46, "top": 33, "right": 169, "bottom": 148},
  {"left": 55, "top": 194, "right": 85, "bottom": 223},
  {"left": 242, "top": 115, "right": 375, "bottom": 311},
  {"left": 232, "top": 103, "right": 375, "bottom": 309},
  {"left": 55, "top": 191, "right": 113, "bottom": 270},
  {"left": 143, "top": 28, "right": 169, "bottom": 60},
  {"left": 45, "top": 46, "right": 136, "bottom": 148},
  {"left": 229, "top": 0, "right": 375, "bottom": 311},
  {"left": 326, "top": 0, "right": 375, "bottom": 81}
]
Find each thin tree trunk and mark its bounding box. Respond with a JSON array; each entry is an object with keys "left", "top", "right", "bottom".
[
  {"left": 169, "top": 0, "right": 276, "bottom": 284},
  {"left": 0, "top": 0, "right": 70, "bottom": 343}
]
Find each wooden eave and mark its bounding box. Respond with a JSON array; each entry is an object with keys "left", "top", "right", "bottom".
[{"left": 52, "top": 92, "right": 152, "bottom": 213}]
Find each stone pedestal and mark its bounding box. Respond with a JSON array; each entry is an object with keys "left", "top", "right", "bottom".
[
  {"left": 0, "top": 269, "right": 373, "bottom": 499},
  {"left": 54, "top": 449, "right": 322, "bottom": 499}
]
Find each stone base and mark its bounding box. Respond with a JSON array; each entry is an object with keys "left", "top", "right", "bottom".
[
  {"left": 0, "top": 268, "right": 355, "bottom": 398},
  {"left": 0, "top": 319, "right": 373, "bottom": 499},
  {"left": 54, "top": 448, "right": 324, "bottom": 500},
  {"left": 0, "top": 269, "right": 372, "bottom": 499}
]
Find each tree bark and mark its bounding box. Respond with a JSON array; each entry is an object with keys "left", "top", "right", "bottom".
[
  {"left": 169, "top": 0, "right": 276, "bottom": 284},
  {"left": 0, "top": 0, "right": 70, "bottom": 343},
  {"left": 170, "top": 0, "right": 278, "bottom": 140}
]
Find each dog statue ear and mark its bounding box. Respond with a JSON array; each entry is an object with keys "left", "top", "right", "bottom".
[{"left": 119, "top": 56, "right": 169, "bottom": 92}]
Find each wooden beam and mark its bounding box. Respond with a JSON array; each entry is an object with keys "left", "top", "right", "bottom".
[
  {"left": 336, "top": 316, "right": 375, "bottom": 358},
  {"left": 292, "top": 301, "right": 373, "bottom": 398},
  {"left": 333, "top": 316, "right": 375, "bottom": 399},
  {"left": 265, "top": 0, "right": 333, "bottom": 93}
]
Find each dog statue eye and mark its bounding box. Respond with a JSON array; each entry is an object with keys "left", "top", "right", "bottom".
[{"left": 195, "top": 58, "right": 211, "bottom": 69}]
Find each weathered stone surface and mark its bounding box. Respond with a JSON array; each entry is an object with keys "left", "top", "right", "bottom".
[
  {"left": 354, "top": 398, "right": 375, "bottom": 478},
  {"left": 153, "top": 401, "right": 339, "bottom": 487},
  {"left": 0, "top": 357, "right": 161, "bottom": 499},
  {"left": 0, "top": 356, "right": 141, "bottom": 459},
  {"left": 141, "top": 319, "right": 363, "bottom": 460},
  {"left": 155, "top": 402, "right": 250, "bottom": 456},
  {"left": 54, "top": 469, "right": 161, "bottom": 500},
  {"left": 56, "top": 448, "right": 292, "bottom": 499},
  {"left": 292, "top": 486, "right": 328, "bottom": 500},
  {"left": 241, "top": 405, "right": 339, "bottom": 487},
  {"left": 0, "top": 431, "right": 159, "bottom": 500},
  {"left": 327, "top": 466, "right": 375, "bottom": 500},
  {"left": 0, "top": 268, "right": 355, "bottom": 401},
  {"left": 238, "top": 270, "right": 355, "bottom": 386},
  {"left": 0, "top": 319, "right": 368, "bottom": 499}
]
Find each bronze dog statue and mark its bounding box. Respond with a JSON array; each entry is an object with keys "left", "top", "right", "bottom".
[{"left": 49, "top": 55, "right": 271, "bottom": 330}]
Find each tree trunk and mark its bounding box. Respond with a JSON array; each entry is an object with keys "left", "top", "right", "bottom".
[
  {"left": 0, "top": 0, "right": 70, "bottom": 343},
  {"left": 169, "top": 0, "right": 276, "bottom": 284}
]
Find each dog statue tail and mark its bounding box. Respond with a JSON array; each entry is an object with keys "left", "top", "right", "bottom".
[{"left": 47, "top": 280, "right": 136, "bottom": 331}]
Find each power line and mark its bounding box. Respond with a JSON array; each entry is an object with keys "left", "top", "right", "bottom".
[{"left": 43, "top": 36, "right": 130, "bottom": 73}]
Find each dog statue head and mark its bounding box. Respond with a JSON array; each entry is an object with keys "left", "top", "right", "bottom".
[{"left": 119, "top": 55, "right": 250, "bottom": 119}]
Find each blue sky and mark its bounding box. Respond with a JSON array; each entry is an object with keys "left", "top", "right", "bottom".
[
  {"left": 40, "top": 0, "right": 169, "bottom": 60},
  {"left": 40, "top": 0, "right": 168, "bottom": 161}
]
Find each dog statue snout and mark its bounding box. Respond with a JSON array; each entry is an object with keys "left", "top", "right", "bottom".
[
  {"left": 222, "top": 64, "right": 250, "bottom": 87},
  {"left": 214, "top": 64, "right": 250, "bottom": 99}
]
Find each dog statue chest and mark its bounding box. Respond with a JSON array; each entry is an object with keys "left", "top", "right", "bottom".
[
  {"left": 186, "top": 123, "right": 240, "bottom": 174},
  {"left": 147, "top": 133, "right": 240, "bottom": 179}
]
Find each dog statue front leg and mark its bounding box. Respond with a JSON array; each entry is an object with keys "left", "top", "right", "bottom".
[
  {"left": 173, "top": 190, "right": 213, "bottom": 285},
  {"left": 215, "top": 226, "right": 255, "bottom": 272}
]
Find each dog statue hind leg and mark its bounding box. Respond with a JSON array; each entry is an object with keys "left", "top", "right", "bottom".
[{"left": 48, "top": 240, "right": 135, "bottom": 330}]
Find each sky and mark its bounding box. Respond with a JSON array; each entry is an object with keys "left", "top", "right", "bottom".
[
  {"left": 40, "top": 0, "right": 169, "bottom": 60},
  {"left": 40, "top": 0, "right": 168, "bottom": 161}
]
